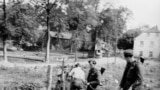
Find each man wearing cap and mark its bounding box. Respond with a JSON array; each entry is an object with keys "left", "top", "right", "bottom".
[
  {"left": 87, "top": 60, "right": 101, "bottom": 90},
  {"left": 119, "top": 50, "right": 143, "bottom": 90},
  {"left": 69, "top": 63, "right": 85, "bottom": 90}
]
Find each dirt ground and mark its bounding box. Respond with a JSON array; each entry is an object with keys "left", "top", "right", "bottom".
[{"left": 0, "top": 51, "right": 160, "bottom": 90}]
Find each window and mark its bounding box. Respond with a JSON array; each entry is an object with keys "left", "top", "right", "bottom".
[
  {"left": 149, "top": 51, "right": 153, "bottom": 57},
  {"left": 140, "top": 41, "right": 144, "bottom": 47},
  {"left": 150, "top": 41, "right": 154, "bottom": 47},
  {"left": 140, "top": 51, "right": 143, "bottom": 56}
]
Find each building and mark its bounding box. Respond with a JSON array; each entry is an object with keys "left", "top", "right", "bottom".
[
  {"left": 133, "top": 26, "right": 160, "bottom": 59},
  {"left": 49, "top": 31, "right": 72, "bottom": 50}
]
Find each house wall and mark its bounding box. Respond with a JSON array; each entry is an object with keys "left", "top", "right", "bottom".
[{"left": 134, "top": 33, "right": 160, "bottom": 58}]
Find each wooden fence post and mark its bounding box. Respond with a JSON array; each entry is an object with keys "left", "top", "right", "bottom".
[
  {"left": 62, "top": 58, "right": 65, "bottom": 90},
  {"left": 47, "top": 65, "right": 53, "bottom": 90}
]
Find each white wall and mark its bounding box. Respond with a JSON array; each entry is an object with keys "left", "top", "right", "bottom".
[{"left": 134, "top": 33, "right": 160, "bottom": 58}]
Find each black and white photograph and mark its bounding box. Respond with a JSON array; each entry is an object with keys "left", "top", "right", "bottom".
[{"left": 0, "top": 0, "right": 160, "bottom": 90}]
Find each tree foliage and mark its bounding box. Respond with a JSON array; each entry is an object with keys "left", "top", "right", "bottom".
[
  {"left": 0, "top": 0, "right": 39, "bottom": 46},
  {"left": 0, "top": 0, "right": 132, "bottom": 53},
  {"left": 66, "top": 0, "right": 132, "bottom": 51},
  {"left": 117, "top": 28, "right": 142, "bottom": 50}
]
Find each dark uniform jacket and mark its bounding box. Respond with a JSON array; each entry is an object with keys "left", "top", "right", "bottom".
[
  {"left": 120, "top": 61, "right": 143, "bottom": 90},
  {"left": 87, "top": 67, "right": 101, "bottom": 90}
]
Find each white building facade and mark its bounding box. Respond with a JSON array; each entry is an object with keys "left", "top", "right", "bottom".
[{"left": 133, "top": 26, "right": 160, "bottom": 59}]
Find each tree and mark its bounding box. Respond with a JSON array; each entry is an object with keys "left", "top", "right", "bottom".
[
  {"left": 66, "top": 0, "right": 132, "bottom": 58},
  {"left": 31, "top": 0, "right": 68, "bottom": 62},
  {"left": 6, "top": 1, "right": 39, "bottom": 48},
  {"left": 30, "top": 0, "right": 68, "bottom": 90},
  {"left": 66, "top": 0, "right": 101, "bottom": 59},
  {"left": 0, "top": 0, "right": 10, "bottom": 62},
  {"left": 66, "top": 0, "right": 87, "bottom": 61},
  {"left": 117, "top": 28, "right": 142, "bottom": 50},
  {"left": 98, "top": 7, "right": 131, "bottom": 48}
]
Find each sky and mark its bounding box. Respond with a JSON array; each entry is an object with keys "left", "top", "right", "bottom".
[{"left": 100, "top": 0, "right": 160, "bottom": 29}]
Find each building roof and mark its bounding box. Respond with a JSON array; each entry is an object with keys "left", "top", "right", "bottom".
[
  {"left": 144, "top": 26, "right": 160, "bottom": 33},
  {"left": 50, "top": 31, "right": 72, "bottom": 39}
]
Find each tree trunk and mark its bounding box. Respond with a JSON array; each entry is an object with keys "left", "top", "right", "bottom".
[
  {"left": 46, "top": 27, "right": 51, "bottom": 63},
  {"left": 46, "top": 1, "right": 52, "bottom": 89},
  {"left": 70, "top": 44, "right": 72, "bottom": 54},
  {"left": 75, "top": 43, "right": 78, "bottom": 62},
  {"left": 75, "top": 49, "right": 77, "bottom": 62},
  {"left": 45, "top": 0, "right": 50, "bottom": 63},
  {"left": 3, "top": 40, "right": 8, "bottom": 62},
  {"left": 114, "top": 37, "right": 117, "bottom": 64},
  {"left": 3, "top": 0, "right": 8, "bottom": 62},
  {"left": 62, "top": 58, "right": 65, "bottom": 90},
  {"left": 47, "top": 65, "right": 53, "bottom": 90},
  {"left": 41, "top": 41, "right": 44, "bottom": 51}
]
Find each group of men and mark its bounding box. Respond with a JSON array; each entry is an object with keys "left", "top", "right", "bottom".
[
  {"left": 57, "top": 50, "right": 144, "bottom": 90},
  {"left": 68, "top": 59, "right": 101, "bottom": 90}
]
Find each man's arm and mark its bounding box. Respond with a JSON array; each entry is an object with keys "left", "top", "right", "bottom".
[
  {"left": 89, "top": 70, "right": 101, "bottom": 85},
  {"left": 119, "top": 65, "right": 128, "bottom": 88},
  {"left": 134, "top": 63, "right": 143, "bottom": 85},
  {"left": 81, "top": 71, "right": 86, "bottom": 82},
  {"left": 68, "top": 68, "right": 75, "bottom": 76}
]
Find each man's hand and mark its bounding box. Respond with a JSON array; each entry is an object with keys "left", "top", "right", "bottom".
[
  {"left": 99, "top": 82, "right": 103, "bottom": 86},
  {"left": 86, "top": 82, "right": 90, "bottom": 86}
]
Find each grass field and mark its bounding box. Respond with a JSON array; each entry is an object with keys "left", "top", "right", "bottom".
[{"left": 0, "top": 51, "right": 160, "bottom": 90}]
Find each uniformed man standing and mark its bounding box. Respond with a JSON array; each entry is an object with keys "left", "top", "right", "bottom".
[
  {"left": 119, "top": 50, "right": 143, "bottom": 90},
  {"left": 87, "top": 60, "right": 101, "bottom": 90}
]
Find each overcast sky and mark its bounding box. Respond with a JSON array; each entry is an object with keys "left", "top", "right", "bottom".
[{"left": 105, "top": 0, "right": 160, "bottom": 29}]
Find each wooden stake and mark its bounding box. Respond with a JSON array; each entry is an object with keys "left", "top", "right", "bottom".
[
  {"left": 47, "top": 65, "right": 53, "bottom": 90},
  {"left": 62, "top": 58, "right": 65, "bottom": 90}
]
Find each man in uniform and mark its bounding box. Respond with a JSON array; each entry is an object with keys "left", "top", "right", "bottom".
[
  {"left": 119, "top": 50, "right": 143, "bottom": 90},
  {"left": 69, "top": 63, "right": 85, "bottom": 90},
  {"left": 87, "top": 60, "right": 101, "bottom": 90}
]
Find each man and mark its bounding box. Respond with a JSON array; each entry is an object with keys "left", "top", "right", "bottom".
[
  {"left": 119, "top": 50, "right": 143, "bottom": 90},
  {"left": 69, "top": 63, "right": 85, "bottom": 90},
  {"left": 87, "top": 60, "right": 101, "bottom": 90},
  {"left": 55, "top": 66, "right": 70, "bottom": 90}
]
